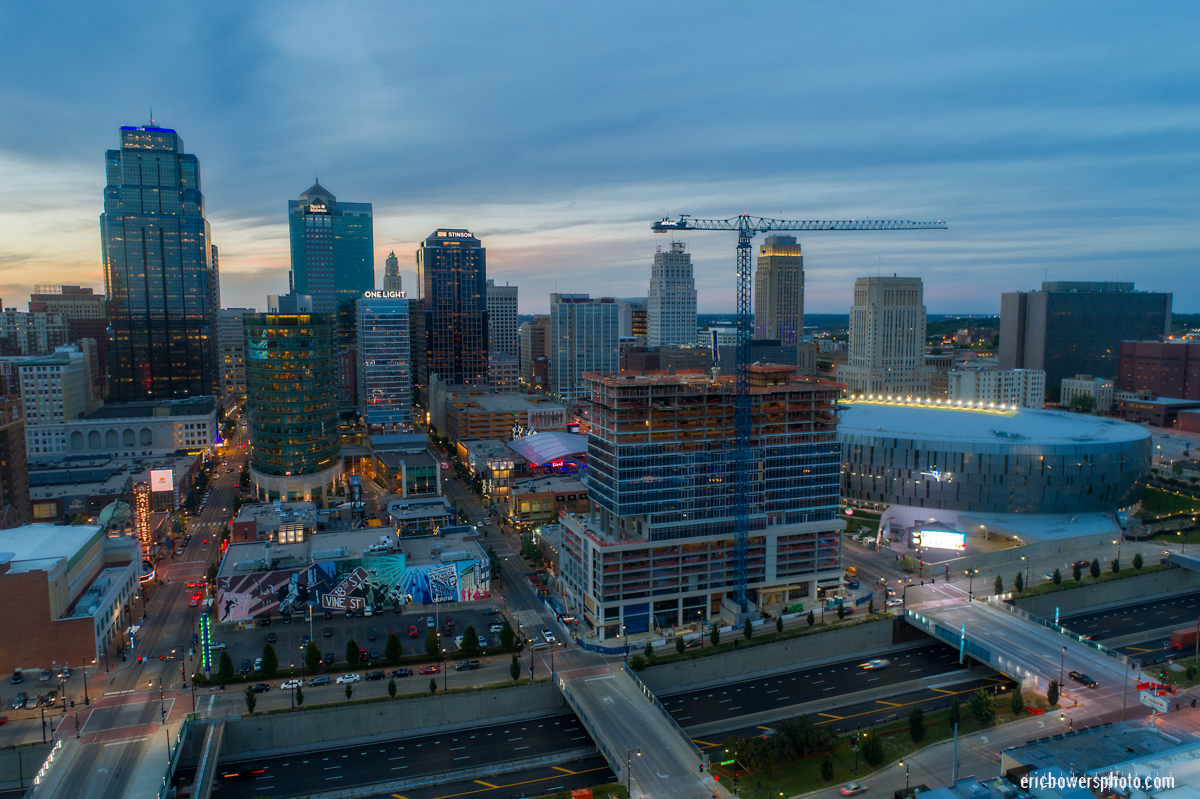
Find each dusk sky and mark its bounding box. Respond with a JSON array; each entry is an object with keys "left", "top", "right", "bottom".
[{"left": 1, "top": 3, "right": 1197, "bottom": 315}]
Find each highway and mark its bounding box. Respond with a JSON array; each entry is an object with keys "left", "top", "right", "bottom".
[
  {"left": 208, "top": 713, "right": 594, "bottom": 799},
  {"left": 661, "top": 643, "right": 966, "bottom": 727},
  {"left": 1060, "top": 591, "right": 1200, "bottom": 641},
  {"left": 360, "top": 756, "right": 614, "bottom": 799}
]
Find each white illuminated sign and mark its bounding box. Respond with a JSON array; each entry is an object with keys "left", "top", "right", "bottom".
[
  {"left": 362, "top": 291, "right": 406, "bottom": 299},
  {"left": 438, "top": 230, "right": 473, "bottom": 238},
  {"left": 150, "top": 469, "right": 173, "bottom": 492},
  {"left": 914, "top": 529, "right": 966, "bottom": 551}
]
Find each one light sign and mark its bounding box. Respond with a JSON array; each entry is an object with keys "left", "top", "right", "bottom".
[{"left": 914, "top": 529, "right": 966, "bottom": 551}]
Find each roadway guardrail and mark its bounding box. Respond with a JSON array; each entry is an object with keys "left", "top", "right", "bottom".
[
  {"left": 558, "top": 677, "right": 623, "bottom": 781},
  {"left": 622, "top": 663, "right": 708, "bottom": 770},
  {"left": 987, "top": 595, "right": 1131, "bottom": 667}
]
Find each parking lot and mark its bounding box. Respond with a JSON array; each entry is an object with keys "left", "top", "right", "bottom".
[{"left": 206, "top": 601, "right": 510, "bottom": 675}]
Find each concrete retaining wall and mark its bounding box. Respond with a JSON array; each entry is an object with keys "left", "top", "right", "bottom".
[
  {"left": 0, "top": 743, "right": 54, "bottom": 791},
  {"left": 927, "top": 533, "right": 1117, "bottom": 575},
  {"left": 636, "top": 618, "right": 899, "bottom": 695},
  {"left": 219, "top": 681, "right": 567, "bottom": 763},
  {"left": 1011, "top": 567, "right": 1200, "bottom": 619}
]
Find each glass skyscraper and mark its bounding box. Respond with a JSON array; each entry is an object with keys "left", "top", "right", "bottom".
[
  {"left": 417, "top": 229, "right": 488, "bottom": 387},
  {"left": 100, "top": 125, "right": 220, "bottom": 401},
  {"left": 357, "top": 292, "right": 412, "bottom": 428}
]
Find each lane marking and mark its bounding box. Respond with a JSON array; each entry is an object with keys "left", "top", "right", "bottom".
[{"left": 475, "top": 781, "right": 499, "bottom": 788}]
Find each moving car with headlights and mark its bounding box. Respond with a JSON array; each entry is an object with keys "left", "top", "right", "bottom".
[
  {"left": 859, "top": 659, "right": 890, "bottom": 670},
  {"left": 1069, "top": 670, "right": 1097, "bottom": 688}
]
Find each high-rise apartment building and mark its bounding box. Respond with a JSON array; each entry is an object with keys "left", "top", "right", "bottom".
[
  {"left": 0, "top": 307, "right": 70, "bottom": 356},
  {"left": 101, "top": 125, "right": 220, "bottom": 401},
  {"left": 1000, "top": 282, "right": 1172, "bottom": 400},
  {"left": 754, "top": 235, "right": 804, "bottom": 344},
  {"left": 486, "top": 279, "right": 519, "bottom": 358},
  {"left": 519, "top": 315, "right": 551, "bottom": 390},
  {"left": 357, "top": 291, "right": 412, "bottom": 429},
  {"left": 29, "top": 286, "right": 108, "bottom": 397},
  {"left": 646, "top": 242, "right": 697, "bottom": 347},
  {"left": 946, "top": 368, "right": 1045, "bottom": 408},
  {"left": 616, "top": 298, "right": 648, "bottom": 339},
  {"left": 558, "top": 367, "right": 843, "bottom": 638},
  {"left": 840, "top": 276, "right": 930, "bottom": 397},
  {"left": 549, "top": 294, "right": 618, "bottom": 404},
  {"left": 0, "top": 397, "right": 29, "bottom": 528},
  {"left": 383, "top": 251, "right": 404, "bottom": 293},
  {"left": 417, "top": 229, "right": 488, "bottom": 387},
  {"left": 19, "top": 344, "right": 103, "bottom": 458},
  {"left": 1118, "top": 340, "right": 1200, "bottom": 400},
  {"left": 245, "top": 294, "right": 341, "bottom": 504},
  {"left": 218, "top": 309, "right": 253, "bottom": 407}
]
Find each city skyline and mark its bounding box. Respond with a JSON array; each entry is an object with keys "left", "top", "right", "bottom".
[{"left": 1, "top": 5, "right": 1197, "bottom": 315}]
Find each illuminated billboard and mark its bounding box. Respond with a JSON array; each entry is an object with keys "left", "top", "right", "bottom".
[
  {"left": 915, "top": 529, "right": 966, "bottom": 551},
  {"left": 150, "top": 469, "right": 173, "bottom": 492}
]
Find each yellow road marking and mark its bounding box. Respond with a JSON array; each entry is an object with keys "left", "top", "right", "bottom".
[
  {"left": 474, "top": 781, "right": 499, "bottom": 788},
  {"left": 931, "top": 688, "right": 957, "bottom": 694},
  {"left": 875, "top": 700, "right": 901, "bottom": 707},
  {"left": 427, "top": 766, "right": 610, "bottom": 799},
  {"left": 1125, "top": 646, "right": 1156, "bottom": 654},
  {"left": 818, "top": 713, "right": 844, "bottom": 720},
  {"left": 757, "top": 726, "right": 774, "bottom": 731},
  {"left": 693, "top": 739, "right": 718, "bottom": 747},
  {"left": 392, "top": 795, "right": 409, "bottom": 799},
  {"left": 812, "top": 682, "right": 1011, "bottom": 727},
  {"left": 551, "top": 766, "right": 576, "bottom": 774}
]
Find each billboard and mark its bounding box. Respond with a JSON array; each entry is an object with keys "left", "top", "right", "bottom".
[
  {"left": 150, "top": 469, "right": 173, "bottom": 492},
  {"left": 915, "top": 529, "right": 966, "bottom": 551}
]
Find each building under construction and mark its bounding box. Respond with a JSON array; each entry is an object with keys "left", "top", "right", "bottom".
[{"left": 557, "top": 365, "right": 844, "bottom": 640}]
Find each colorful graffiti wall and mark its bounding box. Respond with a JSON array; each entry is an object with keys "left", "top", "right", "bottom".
[{"left": 217, "top": 552, "right": 491, "bottom": 622}]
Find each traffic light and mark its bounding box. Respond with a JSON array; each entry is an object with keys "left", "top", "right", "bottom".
[{"left": 700, "top": 764, "right": 705, "bottom": 773}]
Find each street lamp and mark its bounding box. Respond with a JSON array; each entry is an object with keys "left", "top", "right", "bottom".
[
  {"left": 898, "top": 760, "right": 910, "bottom": 795},
  {"left": 626, "top": 748, "right": 641, "bottom": 796},
  {"left": 81, "top": 658, "right": 90, "bottom": 706},
  {"left": 966, "top": 569, "right": 977, "bottom": 601},
  {"left": 1059, "top": 646, "right": 1066, "bottom": 692},
  {"left": 1059, "top": 713, "right": 1074, "bottom": 732}
]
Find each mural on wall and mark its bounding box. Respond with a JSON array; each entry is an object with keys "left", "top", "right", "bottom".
[{"left": 217, "top": 552, "right": 490, "bottom": 621}]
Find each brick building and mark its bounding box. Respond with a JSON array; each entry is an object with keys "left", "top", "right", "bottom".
[
  {"left": 1118, "top": 340, "right": 1200, "bottom": 400},
  {"left": 0, "top": 397, "right": 29, "bottom": 528}
]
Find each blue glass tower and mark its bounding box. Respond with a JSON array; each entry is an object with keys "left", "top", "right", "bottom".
[{"left": 100, "top": 125, "right": 220, "bottom": 400}]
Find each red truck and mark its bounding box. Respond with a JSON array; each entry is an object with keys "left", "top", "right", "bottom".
[{"left": 1170, "top": 627, "right": 1200, "bottom": 649}]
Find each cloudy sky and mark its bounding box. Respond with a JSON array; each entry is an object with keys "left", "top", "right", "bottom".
[{"left": 1, "top": 2, "right": 1197, "bottom": 315}]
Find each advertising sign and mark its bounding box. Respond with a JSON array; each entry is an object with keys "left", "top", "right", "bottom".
[
  {"left": 1140, "top": 691, "right": 1170, "bottom": 713},
  {"left": 150, "top": 469, "right": 173, "bottom": 492},
  {"left": 915, "top": 529, "right": 966, "bottom": 551}
]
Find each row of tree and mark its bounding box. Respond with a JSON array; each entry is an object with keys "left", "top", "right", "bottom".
[{"left": 1003, "top": 552, "right": 1144, "bottom": 594}]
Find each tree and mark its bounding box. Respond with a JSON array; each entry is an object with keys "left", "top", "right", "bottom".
[
  {"left": 385, "top": 633, "right": 403, "bottom": 665},
  {"left": 867, "top": 598, "right": 874, "bottom": 615},
  {"left": 1068, "top": 394, "right": 1096, "bottom": 413},
  {"left": 710, "top": 625, "right": 720, "bottom": 647},
  {"left": 860, "top": 730, "right": 884, "bottom": 766},
  {"left": 743, "top": 619, "right": 753, "bottom": 640},
  {"left": 305, "top": 641, "right": 321, "bottom": 673},
  {"left": 994, "top": 575, "right": 1004, "bottom": 594},
  {"left": 499, "top": 621, "right": 515, "bottom": 650},
  {"left": 969, "top": 687, "right": 996, "bottom": 726},
  {"left": 1073, "top": 562, "right": 1083, "bottom": 582},
  {"left": 1133, "top": 552, "right": 1144, "bottom": 570},
  {"left": 388, "top": 678, "right": 397, "bottom": 699},
  {"left": 1090, "top": 558, "right": 1101, "bottom": 579},
  {"left": 1173, "top": 462, "right": 1184, "bottom": 476},
  {"left": 836, "top": 602, "right": 845, "bottom": 620},
  {"left": 295, "top": 685, "right": 304, "bottom": 707},
  {"left": 1052, "top": 568, "right": 1062, "bottom": 586},
  {"left": 425, "top": 629, "right": 440, "bottom": 658},
  {"left": 629, "top": 654, "right": 647, "bottom": 671},
  {"left": 461, "top": 626, "right": 481, "bottom": 657},
  {"left": 510, "top": 653, "right": 521, "bottom": 682},
  {"left": 676, "top": 637, "right": 686, "bottom": 655},
  {"left": 948, "top": 698, "right": 961, "bottom": 727},
  {"left": 262, "top": 643, "right": 279, "bottom": 678},
  {"left": 820, "top": 755, "right": 834, "bottom": 782},
  {"left": 346, "top": 638, "right": 360, "bottom": 667},
  {"left": 908, "top": 707, "right": 925, "bottom": 744},
  {"left": 218, "top": 651, "right": 234, "bottom": 684},
  {"left": 1048, "top": 680, "right": 1059, "bottom": 707},
  {"left": 1010, "top": 688, "right": 1024, "bottom": 716},
  {"left": 429, "top": 678, "right": 437, "bottom": 696},
  {"left": 1112, "top": 557, "right": 1121, "bottom": 573},
  {"left": 1015, "top": 572, "right": 1024, "bottom": 594},
  {"left": 345, "top": 684, "right": 353, "bottom": 703},
  {"left": 807, "top": 610, "right": 815, "bottom": 627},
  {"left": 244, "top": 686, "right": 257, "bottom": 714}
]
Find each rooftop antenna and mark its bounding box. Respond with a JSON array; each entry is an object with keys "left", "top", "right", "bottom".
[{"left": 149, "top": 106, "right": 154, "bottom": 126}]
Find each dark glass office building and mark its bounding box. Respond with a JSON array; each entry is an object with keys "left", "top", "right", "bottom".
[
  {"left": 417, "top": 229, "right": 488, "bottom": 387},
  {"left": 1000, "top": 281, "right": 1171, "bottom": 399},
  {"left": 244, "top": 294, "right": 342, "bottom": 504},
  {"left": 100, "top": 125, "right": 220, "bottom": 400}
]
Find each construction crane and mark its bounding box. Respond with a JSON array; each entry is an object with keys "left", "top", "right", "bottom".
[{"left": 651, "top": 214, "right": 947, "bottom": 614}]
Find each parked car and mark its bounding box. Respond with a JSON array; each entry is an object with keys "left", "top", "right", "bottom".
[
  {"left": 484, "top": 608, "right": 500, "bottom": 616},
  {"left": 1069, "top": 671, "right": 1098, "bottom": 688},
  {"left": 10, "top": 670, "right": 21, "bottom": 685},
  {"left": 323, "top": 652, "right": 335, "bottom": 665},
  {"left": 260, "top": 617, "right": 271, "bottom": 627},
  {"left": 281, "top": 615, "right": 292, "bottom": 624},
  {"left": 425, "top": 616, "right": 436, "bottom": 628},
  {"left": 408, "top": 625, "right": 419, "bottom": 638},
  {"left": 24, "top": 696, "right": 37, "bottom": 710},
  {"left": 444, "top": 616, "right": 455, "bottom": 628},
  {"left": 209, "top": 642, "right": 227, "bottom": 650},
  {"left": 42, "top": 690, "right": 57, "bottom": 707},
  {"left": 391, "top": 668, "right": 413, "bottom": 678},
  {"left": 489, "top": 622, "right": 504, "bottom": 633},
  {"left": 369, "top": 648, "right": 381, "bottom": 660},
  {"left": 301, "top": 635, "right": 311, "bottom": 648},
  {"left": 266, "top": 632, "right": 277, "bottom": 643},
  {"left": 240, "top": 659, "right": 251, "bottom": 675},
  {"left": 39, "top": 669, "right": 51, "bottom": 682},
  {"left": 309, "top": 675, "right": 330, "bottom": 686},
  {"left": 367, "top": 629, "right": 377, "bottom": 641},
  {"left": 254, "top": 658, "right": 263, "bottom": 672},
  {"left": 885, "top": 599, "right": 903, "bottom": 608},
  {"left": 419, "top": 665, "right": 440, "bottom": 675},
  {"left": 280, "top": 679, "right": 301, "bottom": 690},
  {"left": 455, "top": 660, "right": 480, "bottom": 671},
  {"left": 324, "top": 627, "right": 333, "bottom": 638},
  {"left": 11, "top": 692, "right": 26, "bottom": 709},
  {"left": 337, "top": 673, "right": 360, "bottom": 684},
  {"left": 324, "top": 610, "right": 334, "bottom": 620},
  {"left": 251, "top": 683, "right": 270, "bottom": 693},
  {"left": 366, "top": 671, "right": 385, "bottom": 681},
  {"left": 359, "top": 648, "right": 368, "bottom": 662}
]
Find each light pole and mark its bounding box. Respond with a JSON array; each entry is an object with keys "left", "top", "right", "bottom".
[
  {"left": 899, "top": 759, "right": 910, "bottom": 796},
  {"left": 626, "top": 748, "right": 640, "bottom": 797},
  {"left": 1059, "top": 646, "right": 1065, "bottom": 692},
  {"left": 966, "top": 569, "right": 977, "bottom": 601},
  {"left": 81, "top": 658, "right": 89, "bottom": 706},
  {"left": 1059, "top": 713, "right": 1074, "bottom": 732}
]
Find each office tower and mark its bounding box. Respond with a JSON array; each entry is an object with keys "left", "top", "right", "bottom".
[
  {"left": 101, "top": 124, "right": 220, "bottom": 401},
  {"left": 754, "top": 235, "right": 804, "bottom": 344},
  {"left": 357, "top": 292, "right": 412, "bottom": 429},
  {"left": 19, "top": 344, "right": 103, "bottom": 458},
  {"left": 0, "top": 307, "right": 70, "bottom": 355},
  {"left": 840, "top": 276, "right": 931, "bottom": 397},
  {"left": 559, "top": 367, "right": 842, "bottom": 638},
  {"left": 1118, "top": 340, "right": 1200, "bottom": 400},
  {"left": 486, "top": 279, "right": 519, "bottom": 359},
  {"left": 383, "top": 251, "right": 403, "bottom": 293},
  {"left": 1060, "top": 375, "right": 1115, "bottom": 411},
  {"left": 519, "top": 315, "right": 551, "bottom": 389},
  {"left": 549, "top": 294, "right": 619, "bottom": 404},
  {"left": 617, "top": 298, "right": 648, "bottom": 339},
  {"left": 646, "top": 242, "right": 697, "bottom": 347},
  {"left": 218, "top": 309, "right": 253, "bottom": 407},
  {"left": 1000, "top": 282, "right": 1172, "bottom": 400},
  {"left": 418, "top": 229, "right": 488, "bottom": 387},
  {"left": 409, "top": 298, "right": 426, "bottom": 401},
  {"left": 245, "top": 294, "right": 341, "bottom": 504},
  {"left": 29, "top": 286, "right": 108, "bottom": 397},
  {"left": 0, "top": 397, "right": 29, "bottom": 528},
  {"left": 946, "top": 368, "right": 1046, "bottom": 408}
]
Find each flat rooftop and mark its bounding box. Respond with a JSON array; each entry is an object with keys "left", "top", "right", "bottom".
[
  {"left": 957, "top": 511, "right": 1122, "bottom": 543},
  {"left": 234, "top": 501, "right": 317, "bottom": 530},
  {"left": 376, "top": 450, "right": 438, "bottom": 469},
  {"left": 1005, "top": 718, "right": 1194, "bottom": 776},
  {"left": 454, "top": 394, "right": 565, "bottom": 413},
  {"left": 512, "top": 475, "right": 587, "bottom": 495},
  {"left": 0, "top": 524, "right": 104, "bottom": 573},
  {"left": 386, "top": 496, "right": 453, "bottom": 519},
  {"left": 84, "top": 397, "right": 216, "bottom": 420},
  {"left": 29, "top": 454, "right": 198, "bottom": 502}
]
